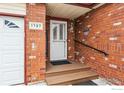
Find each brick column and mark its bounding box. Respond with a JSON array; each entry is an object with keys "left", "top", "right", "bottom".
[{"left": 25, "top": 3, "right": 46, "bottom": 84}]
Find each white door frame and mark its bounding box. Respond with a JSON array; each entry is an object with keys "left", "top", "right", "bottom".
[{"left": 50, "top": 20, "right": 67, "bottom": 61}]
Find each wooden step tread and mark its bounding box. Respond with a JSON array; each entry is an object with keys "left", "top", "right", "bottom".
[
  {"left": 46, "top": 63, "right": 90, "bottom": 74},
  {"left": 46, "top": 70, "right": 98, "bottom": 85}
]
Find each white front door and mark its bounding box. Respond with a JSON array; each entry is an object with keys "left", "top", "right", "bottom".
[
  {"left": 50, "top": 20, "right": 67, "bottom": 61},
  {"left": 0, "top": 16, "right": 24, "bottom": 85}
]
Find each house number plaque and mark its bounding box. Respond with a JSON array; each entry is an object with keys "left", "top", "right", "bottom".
[{"left": 29, "top": 22, "right": 43, "bottom": 30}]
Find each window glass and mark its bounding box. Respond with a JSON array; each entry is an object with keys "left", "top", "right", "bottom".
[
  {"left": 59, "top": 24, "right": 64, "bottom": 40},
  {"left": 53, "top": 26, "right": 57, "bottom": 40},
  {"left": 5, "top": 20, "right": 19, "bottom": 28}
]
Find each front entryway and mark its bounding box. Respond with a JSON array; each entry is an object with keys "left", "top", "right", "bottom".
[
  {"left": 50, "top": 20, "right": 67, "bottom": 61},
  {"left": 0, "top": 16, "right": 24, "bottom": 85}
]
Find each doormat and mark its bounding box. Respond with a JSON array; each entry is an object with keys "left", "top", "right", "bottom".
[
  {"left": 51, "top": 60, "right": 71, "bottom": 65},
  {"left": 73, "top": 81, "right": 97, "bottom": 85}
]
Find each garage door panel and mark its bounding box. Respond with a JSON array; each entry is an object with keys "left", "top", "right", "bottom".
[
  {"left": 2, "top": 33, "right": 24, "bottom": 38},
  {"left": 2, "top": 35, "right": 24, "bottom": 47},
  {"left": 2, "top": 54, "right": 24, "bottom": 65},
  {"left": 3, "top": 44, "right": 24, "bottom": 49},
  {"left": 0, "top": 65, "right": 24, "bottom": 70},
  {"left": 0, "top": 51, "right": 24, "bottom": 69},
  {"left": 0, "top": 67, "right": 24, "bottom": 85},
  {"left": 0, "top": 16, "right": 24, "bottom": 85},
  {"left": 3, "top": 45, "right": 24, "bottom": 50},
  {"left": 2, "top": 50, "right": 24, "bottom": 54},
  {"left": 0, "top": 32, "right": 23, "bottom": 37},
  {"left": 2, "top": 35, "right": 24, "bottom": 44}
]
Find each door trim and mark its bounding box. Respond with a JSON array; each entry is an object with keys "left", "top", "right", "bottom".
[{"left": 50, "top": 20, "right": 67, "bottom": 61}]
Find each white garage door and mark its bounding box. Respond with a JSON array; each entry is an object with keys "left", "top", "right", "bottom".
[{"left": 0, "top": 16, "right": 24, "bottom": 85}]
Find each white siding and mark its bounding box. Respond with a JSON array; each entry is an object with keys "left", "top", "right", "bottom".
[{"left": 0, "top": 3, "right": 26, "bottom": 15}]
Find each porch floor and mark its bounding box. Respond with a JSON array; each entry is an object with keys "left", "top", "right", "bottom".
[{"left": 46, "top": 62, "right": 99, "bottom": 85}]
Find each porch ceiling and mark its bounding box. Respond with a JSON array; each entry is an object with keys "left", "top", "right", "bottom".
[
  {"left": 46, "top": 3, "right": 91, "bottom": 19},
  {"left": 46, "top": 3, "right": 104, "bottom": 19}
]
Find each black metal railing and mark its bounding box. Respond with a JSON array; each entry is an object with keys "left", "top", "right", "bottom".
[{"left": 74, "top": 39, "right": 109, "bottom": 56}]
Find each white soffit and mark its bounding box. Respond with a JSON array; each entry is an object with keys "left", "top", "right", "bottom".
[{"left": 46, "top": 3, "right": 92, "bottom": 19}]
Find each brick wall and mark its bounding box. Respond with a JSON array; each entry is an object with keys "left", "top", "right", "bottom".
[
  {"left": 46, "top": 16, "right": 75, "bottom": 63},
  {"left": 75, "top": 4, "right": 124, "bottom": 85},
  {"left": 25, "top": 3, "right": 46, "bottom": 84},
  {"left": 67, "top": 20, "right": 75, "bottom": 62}
]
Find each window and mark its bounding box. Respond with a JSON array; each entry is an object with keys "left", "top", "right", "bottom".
[
  {"left": 5, "top": 20, "right": 19, "bottom": 28},
  {"left": 59, "top": 24, "right": 64, "bottom": 40},
  {"left": 53, "top": 26, "right": 57, "bottom": 40}
]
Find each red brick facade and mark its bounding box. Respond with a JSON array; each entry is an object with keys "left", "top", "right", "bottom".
[
  {"left": 67, "top": 20, "right": 75, "bottom": 62},
  {"left": 25, "top": 3, "right": 46, "bottom": 84},
  {"left": 75, "top": 4, "right": 124, "bottom": 85},
  {"left": 24, "top": 3, "right": 124, "bottom": 85}
]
